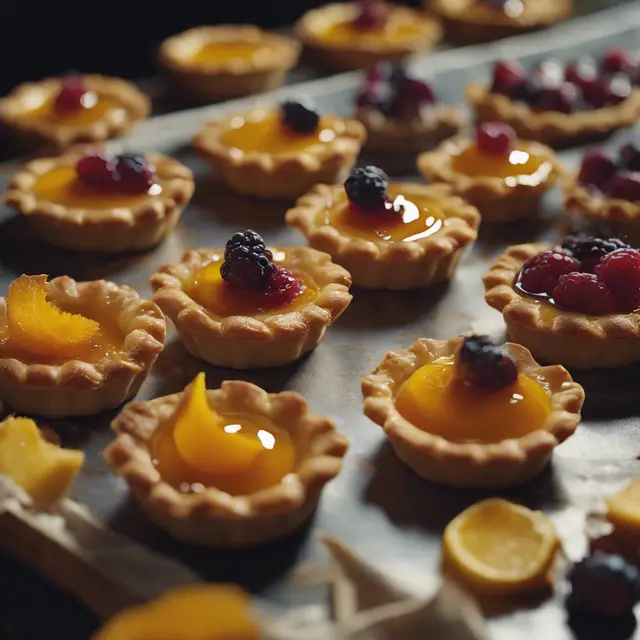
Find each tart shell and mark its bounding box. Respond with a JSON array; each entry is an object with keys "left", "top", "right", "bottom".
[
  {"left": 150, "top": 246, "right": 352, "bottom": 369},
  {"left": 362, "top": 336, "right": 584, "bottom": 488},
  {"left": 4, "top": 150, "right": 195, "bottom": 253},
  {"left": 0, "top": 277, "right": 166, "bottom": 418},
  {"left": 286, "top": 182, "right": 480, "bottom": 290},
  {"left": 484, "top": 242, "right": 640, "bottom": 368},
  {"left": 104, "top": 380, "right": 349, "bottom": 547}
]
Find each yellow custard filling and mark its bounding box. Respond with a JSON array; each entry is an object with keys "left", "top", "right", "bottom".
[
  {"left": 187, "top": 40, "right": 268, "bottom": 67},
  {"left": 151, "top": 373, "right": 296, "bottom": 496},
  {"left": 395, "top": 356, "right": 551, "bottom": 442},
  {"left": 20, "top": 94, "right": 123, "bottom": 126},
  {"left": 318, "top": 14, "right": 425, "bottom": 44}
]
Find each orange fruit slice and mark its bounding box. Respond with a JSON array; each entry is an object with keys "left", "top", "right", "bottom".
[
  {"left": 443, "top": 498, "right": 559, "bottom": 594},
  {"left": 606, "top": 480, "right": 640, "bottom": 534}
]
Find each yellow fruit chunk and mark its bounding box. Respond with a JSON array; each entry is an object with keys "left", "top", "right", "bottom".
[
  {"left": 7, "top": 275, "right": 100, "bottom": 358},
  {"left": 606, "top": 480, "right": 640, "bottom": 534},
  {"left": 0, "top": 416, "right": 84, "bottom": 508},
  {"left": 443, "top": 498, "right": 559, "bottom": 595},
  {"left": 92, "top": 584, "right": 260, "bottom": 640},
  {"left": 172, "top": 373, "right": 263, "bottom": 475}
]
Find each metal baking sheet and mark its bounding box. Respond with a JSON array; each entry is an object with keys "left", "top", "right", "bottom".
[{"left": 2, "top": 4, "right": 640, "bottom": 638}]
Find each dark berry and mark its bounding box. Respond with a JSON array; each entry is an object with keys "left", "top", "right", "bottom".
[
  {"left": 490, "top": 60, "right": 525, "bottom": 97},
  {"left": 601, "top": 48, "right": 639, "bottom": 78},
  {"left": 476, "top": 122, "right": 516, "bottom": 156},
  {"left": 344, "top": 165, "right": 389, "bottom": 212},
  {"left": 519, "top": 250, "right": 580, "bottom": 295},
  {"left": 115, "top": 153, "right": 155, "bottom": 194},
  {"left": 388, "top": 78, "right": 436, "bottom": 119},
  {"left": 565, "top": 57, "right": 598, "bottom": 90},
  {"left": 567, "top": 553, "right": 640, "bottom": 618},
  {"left": 552, "top": 272, "right": 616, "bottom": 315},
  {"left": 620, "top": 143, "right": 640, "bottom": 172},
  {"left": 536, "top": 82, "right": 580, "bottom": 114},
  {"left": 577, "top": 148, "right": 618, "bottom": 191},
  {"left": 220, "top": 247, "right": 276, "bottom": 290},
  {"left": 54, "top": 75, "right": 89, "bottom": 114},
  {"left": 353, "top": 0, "right": 385, "bottom": 29},
  {"left": 606, "top": 171, "right": 640, "bottom": 202},
  {"left": 75, "top": 154, "right": 118, "bottom": 190},
  {"left": 456, "top": 335, "right": 518, "bottom": 390},
  {"left": 264, "top": 267, "right": 303, "bottom": 307},
  {"left": 280, "top": 101, "right": 320, "bottom": 134},
  {"left": 596, "top": 248, "right": 640, "bottom": 312},
  {"left": 561, "top": 236, "right": 631, "bottom": 273},
  {"left": 224, "top": 230, "right": 272, "bottom": 261},
  {"left": 585, "top": 74, "right": 632, "bottom": 109}
]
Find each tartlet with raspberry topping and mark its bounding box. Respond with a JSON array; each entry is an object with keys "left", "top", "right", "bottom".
[
  {"left": 0, "top": 74, "right": 150, "bottom": 153},
  {"left": 484, "top": 236, "right": 640, "bottom": 368},
  {"left": 4, "top": 148, "right": 194, "bottom": 253},
  {"left": 150, "top": 230, "right": 352, "bottom": 368},
  {"left": 417, "top": 122, "right": 562, "bottom": 222},
  {"left": 286, "top": 165, "right": 480, "bottom": 290},
  {"left": 193, "top": 100, "right": 366, "bottom": 200},
  {"left": 467, "top": 54, "right": 640, "bottom": 147}
]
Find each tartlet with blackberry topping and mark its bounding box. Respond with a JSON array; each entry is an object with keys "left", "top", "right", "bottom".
[
  {"left": 193, "top": 100, "right": 366, "bottom": 200},
  {"left": 362, "top": 335, "right": 584, "bottom": 488},
  {"left": 150, "top": 230, "right": 352, "bottom": 369},
  {"left": 286, "top": 165, "right": 480, "bottom": 290},
  {"left": 484, "top": 235, "right": 640, "bottom": 368}
]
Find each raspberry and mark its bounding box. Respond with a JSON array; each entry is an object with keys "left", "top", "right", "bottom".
[
  {"left": 476, "top": 122, "right": 515, "bottom": 155},
  {"left": 577, "top": 148, "right": 618, "bottom": 190},
  {"left": 344, "top": 165, "right": 389, "bottom": 212},
  {"left": 264, "top": 267, "right": 303, "bottom": 307},
  {"left": 584, "top": 74, "right": 632, "bottom": 109},
  {"left": 490, "top": 60, "right": 525, "bottom": 97},
  {"left": 224, "top": 230, "right": 271, "bottom": 261},
  {"left": 356, "top": 65, "right": 394, "bottom": 110},
  {"left": 54, "top": 74, "right": 89, "bottom": 113},
  {"left": 536, "top": 82, "right": 580, "bottom": 114},
  {"left": 280, "top": 101, "right": 320, "bottom": 134},
  {"left": 353, "top": 0, "right": 385, "bottom": 28},
  {"left": 221, "top": 247, "right": 276, "bottom": 290},
  {"left": 552, "top": 273, "right": 616, "bottom": 315},
  {"left": 519, "top": 250, "right": 580, "bottom": 295},
  {"left": 601, "top": 48, "right": 639, "bottom": 78},
  {"left": 561, "top": 236, "right": 631, "bottom": 272},
  {"left": 565, "top": 57, "right": 598, "bottom": 90},
  {"left": 75, "top": 154, "right": 118, "bottom": 190},
  {"left": 388, "top": 77, "right": 436, "bottom": 119},
  {"left": 456, "top": 335, "right": 518, "bottom": 390},
  {"left": 595, "top": 248, "right": 640, "bottom": 312},
  {"left": 606, "top": 171, "right": 640, "bottom": 202},
  {"left": 115, "top": 154, "right": 155, "bottom": 194}
]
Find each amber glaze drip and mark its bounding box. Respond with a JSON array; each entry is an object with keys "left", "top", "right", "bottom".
[{"left": 21, "top": 94, "right": 123, "bottom": 126}]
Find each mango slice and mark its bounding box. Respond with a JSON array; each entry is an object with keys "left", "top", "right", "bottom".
[
  {"left": 7, "top": 274, "right": 100, "bottom": 358},
  {"left": 0, "top": 416, "right": 84, "bottom": 508}
]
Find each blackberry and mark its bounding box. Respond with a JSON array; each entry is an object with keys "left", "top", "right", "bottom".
[
  {"left": 114, "top": 153, "right": 155, "bottom": 194},
  {"left": 561, "top": 236, "right": 631, "bottom": 268},
  {"left": 224, "top": 230, "right": 271, "bottom": 261},
  {"left": 220, "top": 246, "right": 276, "bottom": 290},
  {"left": 344, "top": 165, "right": 389, "bottom": 212},
  {"left": 456, "top": 335, "right": 518, "bottom": 390},
  {"left": 280, "top": 101, "right": 320, "bottom": 134}
]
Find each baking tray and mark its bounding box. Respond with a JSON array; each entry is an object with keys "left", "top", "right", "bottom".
[{"left": 1, "top": 3, "right": 640, "bottom": 638}]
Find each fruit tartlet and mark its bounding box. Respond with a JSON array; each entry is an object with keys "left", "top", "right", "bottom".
[
  {"left": 356, "top": 63, "right": 463, "bottom": 171},
  {"left": 362, "top": 335, "right": 584, "bottom": 488},
  {"left": 429, "top": 0, "right": 572, "bottom": 45},
  {"left": 150, "top": 230, "right": 352, "bottom": 369},
  {"left": 0, "top": 73, "right": 150, "bottom": 153},
  {"left": 4, "top": 149, "right": 194, "bottom": 253},
  {"left": 0, "top": 274, "right": 165, "bottom": 418},
  {"left": 295, "top": 0, "right": 442, "bottom": 71},
  {"left": 484, "top": 235, "right": 640, "bottom": 368},
  {"left": 286, "top": 166, "right": 480, "bottom": 290},
  {"left": 467, "top": 54, "right": 640, "bottom": 147},
  {"left": 104, "top": 372, "right": 349, "bottom": 547},
  {"left": 157, "top": 25, "right": 300, "bottom": 104},
  {"left": 193, "top": 100, "right": 366, "bottom": 200},
  {"left": 564, "top": 144, "right": 640, "bottom": 245},
  {"left": 417, "top": 122, "right": 561, "bottom": 223}
]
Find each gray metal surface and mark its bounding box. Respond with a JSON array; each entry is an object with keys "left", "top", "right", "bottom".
[{"left": 2, "top": 4, "right": 640, "bottom": 638}]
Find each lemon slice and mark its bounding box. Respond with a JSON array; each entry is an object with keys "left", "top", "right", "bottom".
[
  {"left": 443, "top": 498, "right": 559, "bottom": 594},
  {"left": 606, "top": 480, "right": 640, "bottom": 534}
]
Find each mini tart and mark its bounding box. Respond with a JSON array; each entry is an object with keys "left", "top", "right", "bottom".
[
  {"left": 150, "top": 246, "right": 352, "bottom": 369},
  {"left": 0, "top": 75, "right": 150, "bottom": 153},
  {"left": 104, "top": 380, "right": 349, "bottom": 547},
  {"left": 0, "top": 276, "right": 165, "bottom": 418},
  {"left": 466, "top": 83, "right": 640, "bottom": 148},
  {"left": 361, "top": 336, "right": 584, "bottom": 488},
  {"left": 428, "top": 0, "right": 573, "bottom": 45},
  {"left": 286, "top": 181, "right": 480, "bottom": 290},
  {"left": 417, "top": 136, "right": 562, "bottom": 222},
  {"left": 484, "top": 242, "right": 640, "bottom": 368},
  {"left": 157, "top": 25, "right": 300, "bottom": 104},
  {"left": 294, "top": 2, "right": 442, "bottom": 71},
  {"left": 4, "top": 150, "right": 194, "bottom": 253},
  {"left": 192, "top": 106, "right": 366, "bottom": 200}
]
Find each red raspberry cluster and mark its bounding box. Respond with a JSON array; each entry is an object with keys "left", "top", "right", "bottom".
[
  {"left": 75, "top": 153, "right": 157, "bottom": 195},
  {"left": 577, "top": 146, "right": 640, "bottom": 202}
]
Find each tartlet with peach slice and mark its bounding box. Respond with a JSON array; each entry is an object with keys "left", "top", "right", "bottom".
[
  {"left": 0, "top": 73, "right": 149, "bottom": 153},
  {"left": 0, "top": 274, "right": 165, "bottom": 418},
  {"left": 362, "top": 335, "right": 584, "bottom": 488},
  {"left": 104, "top": 372, "right": 349, "bottom": 547},
  {"left": 4, "top": 149, "right": 194, "bottom": 253},
  {"left": 150, "top": 230, "right": 352, "bottom": 369},
  {"left": 286, "top": 165, "right": 480, "bottom": 290}
]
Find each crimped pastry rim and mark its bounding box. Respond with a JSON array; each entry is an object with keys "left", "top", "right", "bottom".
[
  {"left": 417, "top": 136, "right": 563, "bottom": 199},
  {"left": 0, "top": 74, "right": 150, "bottom": 146},
  {"left": 0, "top": 276, "right": 166, "bottom": 390},
  {"left": 150, "top": 245, "right": 352, "bottom": 342},
  {"left": 294, "top": 2, "right": 442, "bottom": 55},
  {"left": 3, "top": 149, "right": 195, "bottom": 228},
  {"left": 483, "top": 242, "right": 640, "bottom": 338},
  {"left": 286, "top": 181, "right": 481, "bottom": 264},
  {"left": 564, "top": 174, "right": 640, "bottom": 223},
  {"left": 466, "top": 84, "right": 640, "bottom": 140},
  {"left": 157, "top": 25, "right": 300, "bottom": 76},
  {"left": 104, "top": 380, "right": 349, "bottom": 519},
  {"left": 361, "top": 336, "right": 584, "bottom": 467}
]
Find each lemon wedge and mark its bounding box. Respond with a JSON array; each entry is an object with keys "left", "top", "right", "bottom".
[{"left": 606, "top": 480, "right": 640, "bottom": 534}]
